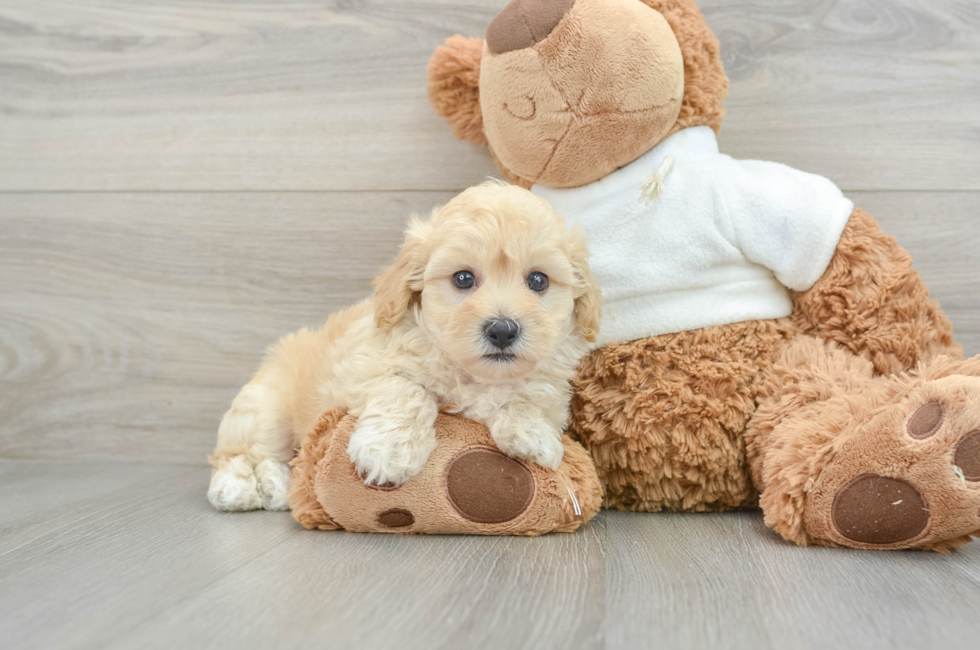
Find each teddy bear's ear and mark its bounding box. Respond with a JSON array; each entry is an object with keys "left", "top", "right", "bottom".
[{"left": 427, "top": 36, "right": 487, "bottom": 147}]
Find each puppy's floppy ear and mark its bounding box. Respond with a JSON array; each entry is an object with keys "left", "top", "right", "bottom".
[
  {"left": 566, "top": 225, "right": 602, "bottom": 344},
  {"left": 427, "top": 36, "right": 487, "bottom": 146},
  {"left": 373, "top": 217, "right": 432, "bottom": 330}
]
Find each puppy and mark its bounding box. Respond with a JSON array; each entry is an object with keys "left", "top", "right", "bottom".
[{"left": 208, "top": 181, "right": 601, "bottom": 511}]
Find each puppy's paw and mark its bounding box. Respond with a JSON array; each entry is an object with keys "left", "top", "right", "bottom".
[
  {"left": 255, "top": 459, "right": 292, "bottom": 511},
  {"left": 347, "top": 416, "right": 437, "bottom": 487},
  {"left": 208, "top": 455, "right": 263, "bottom": 512},
  {"left": 492, "top": 419, "right": 565, "bottom": 470}
]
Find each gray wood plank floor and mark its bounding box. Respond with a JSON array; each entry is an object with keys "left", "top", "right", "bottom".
[
  {"left": 2, "top": 460, "right": 979, "bottom": 650},
  {"left": 1, "top": 0, "right": 979, "bottom": 648}
]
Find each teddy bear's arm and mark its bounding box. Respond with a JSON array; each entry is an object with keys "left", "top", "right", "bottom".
[{"left": 792, "top": 208, "right": 961, "bottom": 375}]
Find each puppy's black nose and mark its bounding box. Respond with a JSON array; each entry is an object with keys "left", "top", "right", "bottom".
[{"left": 484, "top": 318, "right": 521, "bottom": 350}]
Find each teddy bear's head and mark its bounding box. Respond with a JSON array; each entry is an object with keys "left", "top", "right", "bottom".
[{"left": 428, "top": 0, "right": 728, "bottom": 189}]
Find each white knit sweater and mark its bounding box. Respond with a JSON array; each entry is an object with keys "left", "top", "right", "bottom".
[{"left": 532, "top": 127, "right": 855, "bottom": 347}]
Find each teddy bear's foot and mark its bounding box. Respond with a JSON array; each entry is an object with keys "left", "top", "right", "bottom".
[{"left": 803, "top": 360, "right": 980, "bottom": 551}]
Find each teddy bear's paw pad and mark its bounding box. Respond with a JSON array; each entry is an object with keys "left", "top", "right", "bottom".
[
  {"left": 208, "top": 455, "right": 263, "bottom": 512},
  {"left": 377, "top": 508, "right": 415, "bottom": 529},
  {"left": 902, "top": 394, "right": 980, "bottom": 486},
  {"left": 907, "top": 402, "right": 946, "bottom": 439},
  {"left": 954, "top": 431, "right": 980, "bottom": 482},
  {"left": 446, "top": 448, "right": 535, "bottom": 524},
  {"left": 255, "top": 459, "right": 292, "bottom": 511},
  {"left": 831, "top": 475, "right": 929, "bottom": 545}
]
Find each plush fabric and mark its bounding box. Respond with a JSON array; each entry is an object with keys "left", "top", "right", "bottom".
[
  {"left": 639, "top": 0, "right": 728, "bottom": 138},
  {"left": 427, "top": 36, "right": 486, "bottom": 146},
  {"left": 427, "top": 0, "right": 979, "bottom": 551},
  {"left": 747, "top": 336, "right": 980, "bottom": 552},
  {"left": 572, "top": 210, "right": 980, "bottom": 549},
  {"left": 532, "top": 126, "right": 854, "bottom": 346},
  {"left": 486, "top": 0, "right": 576, "bottom": 54},
  {"left": 792, "top": 208, "right": 962, "bottom": 376},
  {"left": 480, "top": 0, "right": 686, "bottom": 188},
  {"left": 427, "top": 0, "right": 728, "bottom": 188},
  {"left": 289, "top": 410, "right": 603, "bottom": 536},
  {"left": 571, "top": 318, "right": 793, "bottom": 512}
]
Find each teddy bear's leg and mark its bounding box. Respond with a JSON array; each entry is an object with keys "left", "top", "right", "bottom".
[
  {"left": 570, "top": 319, "right": 793, "bottom": 512},
  {"left": 793, "top": 208, "right": 962, "bottom": 376},
  {"left": 748, "top": 336, "right": 980, "bottom": 551}
]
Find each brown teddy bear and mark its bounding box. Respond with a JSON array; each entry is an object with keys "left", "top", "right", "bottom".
[
  {"left": 289, "top": 408, "right": 603, "bottom": 535},
  {"left": 427, "top": 0, "right": 980, "bottom": 550}
]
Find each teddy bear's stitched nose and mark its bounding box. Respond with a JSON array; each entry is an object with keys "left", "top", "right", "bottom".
[{"left": 486, "top": 0, "right": 576, "bottom": 54}]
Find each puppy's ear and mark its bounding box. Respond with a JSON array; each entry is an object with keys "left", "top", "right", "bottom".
[
  {"left": 427, "top": 36, "right": 487, "bottom": 146},
  {"left": 566, "top": 225, "right": 602, "bottom": 344},
  {"left": 373, "top": 218, "right": 432, "bottom": 330}
]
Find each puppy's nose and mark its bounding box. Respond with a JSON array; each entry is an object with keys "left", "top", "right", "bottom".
[
  {"left": 486, "top": 0, "right": 576, "bottom": 55},
  {"left": 484, "top": 318, "right": 521, "bottom": 350}
]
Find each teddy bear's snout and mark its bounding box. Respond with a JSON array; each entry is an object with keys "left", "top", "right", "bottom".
[{"left": 486, "top": 0, "right": 576, "bottom": 54}]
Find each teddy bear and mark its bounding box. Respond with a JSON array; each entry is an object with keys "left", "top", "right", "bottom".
[
  {"left": 426, "top": 0, "right": 980, "bottom": 550},
  {"left": 289, "top": 408, "right": 602, "bottom": 535}
]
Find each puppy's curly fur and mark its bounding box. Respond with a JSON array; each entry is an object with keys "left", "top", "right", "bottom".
[{"left": 208, "top": 182, "right": 600, "bottom": 511}]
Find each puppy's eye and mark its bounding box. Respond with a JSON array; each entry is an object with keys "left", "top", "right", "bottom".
[
  {"left": 452, "top": 270, "right": 476, "bottom": 290},
  {"left": 526, "top": 272, "right": 549, "bottom": 293}
]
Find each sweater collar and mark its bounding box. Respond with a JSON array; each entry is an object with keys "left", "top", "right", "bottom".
[{"left": 531, "top": 126, "right": 719, "bottom": 220}]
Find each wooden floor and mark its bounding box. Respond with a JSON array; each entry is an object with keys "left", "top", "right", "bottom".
[
  {"left": 1, "top": 1, "right": 979, "bottom": 648},
  {"left": 2, "top": 459, "right": 980, "bottom": 650}
]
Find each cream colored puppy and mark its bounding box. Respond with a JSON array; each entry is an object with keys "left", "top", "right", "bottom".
[{"left": 208, "top": 181, "right": 601, "bottom": 511}]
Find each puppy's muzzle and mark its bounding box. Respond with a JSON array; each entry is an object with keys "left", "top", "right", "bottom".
[{"left": 484, "top": 318, "right": 521, "bottom": 351}]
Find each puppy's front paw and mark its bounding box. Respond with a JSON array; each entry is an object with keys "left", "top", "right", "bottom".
[
  {"left": 492, "top": 419, "right": 565, "bottom": 470},
  {"left": 347, "top": 416, "right": 437, "bottom": 486}
]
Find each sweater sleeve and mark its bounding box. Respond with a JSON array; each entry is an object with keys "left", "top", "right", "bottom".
[{"left": 721, "top": 159, "right": 854, "bottom": 292}]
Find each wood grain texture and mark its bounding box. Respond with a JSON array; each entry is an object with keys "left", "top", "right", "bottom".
[
  {"left": 603, "top": 509, "right": 980, "bottom": 650},
  {"left": 0, "top": 460, "right": 606, "bottom": 650},
  {"left": 707, "top": 0, "right": 980, "bottom": 191},
  {"left": 2, "top": 460, "right": 979, "bottom": 650},
  {"left": 0, "top": 191, "right": 454, "bottom": 462},
  {"left": 1, "top": 191, "right": 978, "bottom": 463},
  {"left": 0, "top": 0, "right": 977, "bottom": 191}
]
